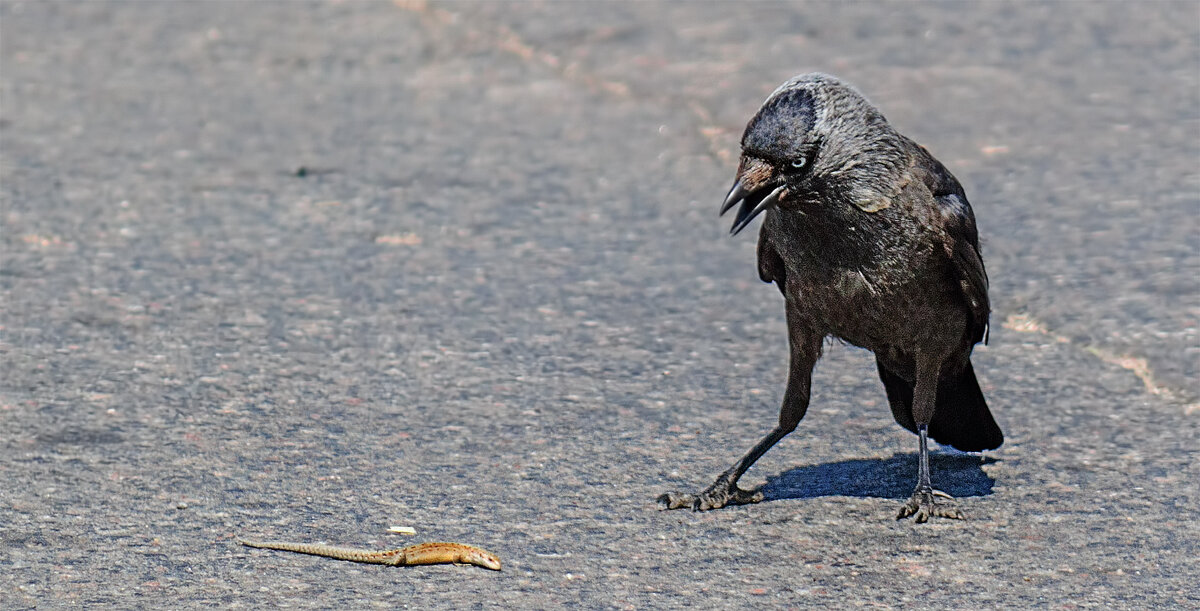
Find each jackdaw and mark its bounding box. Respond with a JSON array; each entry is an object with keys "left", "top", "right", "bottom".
[{"left": 659, "top": 73, "right": 1003, "bottom": 522}]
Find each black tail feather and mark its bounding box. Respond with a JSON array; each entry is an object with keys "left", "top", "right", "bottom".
[{"left": 876, "top": 358, "right": 1003, "bottom": 452}]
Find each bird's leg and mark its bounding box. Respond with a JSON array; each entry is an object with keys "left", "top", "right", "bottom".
[
  {"left": 917, "top": 422, "right": 932, "bottom": 491},
  {"left": 897, "top": 358, "right": 964, "bottom": 522},
  {"left": 659, "top": 426, "right": 789, "bottom": 511},
  {"left": 660, "top": 311, "right": 822, "bottom": 511},
  {"left": 895, "top": 424, "right": 962, "bottom": 522}
]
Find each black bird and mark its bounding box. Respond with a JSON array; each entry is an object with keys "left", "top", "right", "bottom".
[{"left": 659, "top": 73, "right": 1002, "bottom": 522}]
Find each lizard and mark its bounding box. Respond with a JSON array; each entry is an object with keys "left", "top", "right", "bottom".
[{"left": 240, "top": 539, "right": 502, "bottom": 571}]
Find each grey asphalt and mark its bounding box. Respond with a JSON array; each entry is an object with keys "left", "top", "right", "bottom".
[{"left": 2, "top": 1, "right": 1198, "bottom": 608}]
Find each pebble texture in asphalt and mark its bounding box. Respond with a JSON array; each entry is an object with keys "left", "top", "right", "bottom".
[{"left": 2, "top": 2, "right": 1197, "bottom": 608}]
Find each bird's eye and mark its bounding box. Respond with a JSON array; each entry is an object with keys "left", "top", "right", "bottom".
[{"left": 791, "top": 158, "right": 807, "bottom": 169}]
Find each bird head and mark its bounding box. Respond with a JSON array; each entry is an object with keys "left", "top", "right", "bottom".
[{"left": 720, "top": 73, "right": 910, "bottom": 235}]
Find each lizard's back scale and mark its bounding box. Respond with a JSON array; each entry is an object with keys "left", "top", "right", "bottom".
[{"left": 240, "top": 539, "right": 502, "bottom": 570}]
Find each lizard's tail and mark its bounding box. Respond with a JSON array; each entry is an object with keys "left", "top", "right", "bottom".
[{"left": 240, "top": 539, "right": 403, "bottom": 565}]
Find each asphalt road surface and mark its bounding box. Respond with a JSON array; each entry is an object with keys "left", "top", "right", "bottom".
[{"left": 2, "top": 1, "right": 1197, "bottom": 608}]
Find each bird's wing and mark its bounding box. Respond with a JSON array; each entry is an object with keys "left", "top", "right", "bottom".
[{"left": 913, "top": 145, "right": 991, "bottom": 345}]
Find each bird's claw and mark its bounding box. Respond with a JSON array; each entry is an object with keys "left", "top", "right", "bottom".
[
  {"left": 896, "top": 487, "right": 964, "bottom": 523},
  {"left": 658, "top": 479, "right": 763, "bottom": 511}
]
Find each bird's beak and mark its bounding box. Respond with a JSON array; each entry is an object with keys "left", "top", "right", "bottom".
[{"left": 719, "top": 159, "right": 785, "bottom": 236}]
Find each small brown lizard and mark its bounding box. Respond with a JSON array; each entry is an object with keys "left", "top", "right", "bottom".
[{"left": 240, "top": 539, "right": 502, "bottom": 570}]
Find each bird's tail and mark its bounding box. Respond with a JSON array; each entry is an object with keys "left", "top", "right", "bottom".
[{"left": 876, "top": 359, "right": 1003, "bottom": 452}]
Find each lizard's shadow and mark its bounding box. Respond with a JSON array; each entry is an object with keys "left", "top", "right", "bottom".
[{"left": 762, "top": 452, "right": 997, "bottom": 500}]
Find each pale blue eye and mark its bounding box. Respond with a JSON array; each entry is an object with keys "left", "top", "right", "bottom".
[{"left": 791, "top": 158, "right": 806, "bottom": 169}]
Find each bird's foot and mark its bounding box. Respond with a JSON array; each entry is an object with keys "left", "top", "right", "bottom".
[
  {"left": 658, "top": 477, "right": 763, "bottom": 511},
  {"left": 896, "top": 487, "right": 964, "bottom": 523}
]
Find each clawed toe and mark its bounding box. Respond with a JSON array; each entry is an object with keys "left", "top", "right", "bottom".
[
  {"left": 657, "top": 492, "right": 696, "bottom": 510},
  {"left": 658, "top": 484, "right": 763, "bottom": 511},
  {"left": 896, "top": 488, "right": 964, "bottom": 523},
  {"left": 696, "top": 485, "right": 762, "bottom": 511}
]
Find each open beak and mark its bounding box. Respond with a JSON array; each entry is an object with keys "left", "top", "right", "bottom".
[{"left": 720, "top": 179, "right": 786, "bottom": 236}]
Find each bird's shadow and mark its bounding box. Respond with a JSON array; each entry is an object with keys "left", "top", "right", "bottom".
[{"left": 762, "top": 453, "right": 998, "bottom": 500}]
